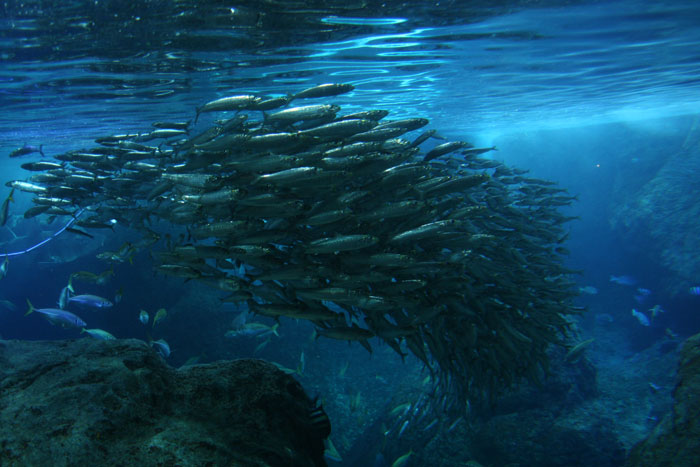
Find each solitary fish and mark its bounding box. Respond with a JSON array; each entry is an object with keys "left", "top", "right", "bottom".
[
  {"left": 139, "top": 309, "right": 149, "bottom": 325},
  {"left": 631, "top": 308, "right": 650, "bottom": 326},
  {"left": 578, "top": 285, "right": 598, "bottom": 295},
  {"left": 81, "top": 328, "right": 116, "bottom": 340},
  {"left": 649, "top": 305, "right": 665, "bottom": 318},
  {"left": 151, "top": 338, "right": 171, "bottom": 358},
  {"left": 152, "top": 308, "right": 167, "bottom": 327},
  {"left": 610, "top": 275, "right": 637, "bottom": 286},
  {"left": 0, "top": 257, "right": 8, "bottom": 279},
  {"left": 25, "top": 299, "right": 86, "bottom": 328},
  {"left": 564, "top": 338, "right": 595, "bottom": 363},
  {"left": 57, "top": 280, "right": 74, "bottom": 309},
  {"left": 9, "top": 143, "right": 44, "bottom": 158},
  {"left": 68, "top": 294, "right": 113, "bottom": 309},
  {"left": 0, "top": 188, "right": 14, "bottom": 226}
]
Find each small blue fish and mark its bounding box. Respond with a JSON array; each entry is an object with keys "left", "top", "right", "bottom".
[
  {"left": 423, "top": 419, "right": 439, "bottom": 432},
  {"left": 578, "top": 285, "right": 598, "bottom": 295},
  {"left": 0, "top": 257, "right": 8, "bottom": 279},
  {"left": 610, "top": 275, "right": 637, "bottom": 286},
  {"left": 57, "top": 280, "right": 74, "bottom": 309},
  {"left": 139, "top": 309, "right": 149, "bottom": 325},
  {"left": 81, "top": 328, "right": 116, "bottom": 340},
  {"left": 0, "top": 188, "right": 14, "bottom": 227},
  {"left": 689, "top": 286, "right": 700, "bottom": 296},
  {"left": 649, "top": 305, "right": 665, "bottom": 318},
  {"left": 25, "top": 299, "right": 86, "bottom": 328},
  {"left": 447, "top": 418, "right": 461, "bottom": 432},
  {"left": 151, "top": 338, "right": 171, "bottom": 358},
  {"left": 397, "top": 420, "right": 409, "bottom": 438},
  {"left": 631, "top": 308, "right": 650, "bottom": 326},
  {"left": 68, "top": 294, "right": 113, "bottom": 309}
]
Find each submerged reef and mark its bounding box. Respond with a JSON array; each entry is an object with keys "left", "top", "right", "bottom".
[
  {"left": 610, "top": 119, "right": 700, "bottom": 295},
  {"left": 627, "top": 332, "right": 700, "bottom": 467},
  {"left": 0, "top": 338, "right": 327, "bottom": 466},
  {"left": 5, "top": 84, "right": 579, "bottom": 406}
]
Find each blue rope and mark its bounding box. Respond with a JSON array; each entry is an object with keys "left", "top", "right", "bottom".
[{"left": 1, "top": 208, "right": 85, "bottom": 258}]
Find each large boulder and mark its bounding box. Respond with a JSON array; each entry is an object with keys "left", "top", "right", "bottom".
[
  {"left": 627, "top": 332, "right": 700, "bottom": 466},
  {"left": 0, "top": 338, "right": 327, "bottom": 466},
  {"left": 609, "top": 138, "right": 700, "bottom": 295}
]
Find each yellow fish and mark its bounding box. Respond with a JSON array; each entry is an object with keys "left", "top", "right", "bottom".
[{"left": 152, "top": 308, "right": 167, "bottom": 327}]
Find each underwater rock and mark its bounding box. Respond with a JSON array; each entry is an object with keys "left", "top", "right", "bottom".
[
  {"left": 609, "top": 128, "right": 700, "bottom": 294},
  {"left": 0, "top": 338, "right": 327, "bottom": 466},
  {"left": 627, "top": 332, "right": 700, "bottom": 467},
  {"left": 488, "top": 345, "right": 598, "bottom": 416},
  {"left": 469, "top": 409, "right": 626, "bottom": 467}
]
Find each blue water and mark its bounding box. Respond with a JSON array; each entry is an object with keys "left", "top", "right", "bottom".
[{"left": 2, "top": 0, "right": 700, "bottom": 465}]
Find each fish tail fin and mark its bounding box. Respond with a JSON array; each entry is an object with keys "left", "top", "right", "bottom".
[
  {"left": 8, "top": 188, "right": 15, "bottom": 203},
  {"left": 25, "top": 298, "right": 34, "bottom": 316},
  {"left": 80, "top": 328, "right": 86, "bottom": 334},
  {"left": 39, "top": 145, "right": 44, "bottom": 157},
  {"left": 67, "top": 276, "right": 74, "bottom": 293},
  {"left": 272, "top": 323, "right": 280, "bottom": 336},
  {"left": 194, "top": 107, "right": 202, "bottom": 124}
]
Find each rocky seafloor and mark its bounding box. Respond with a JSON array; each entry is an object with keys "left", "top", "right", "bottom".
[
  {"left": 627, "top": 331, "right": 700, "bottom": 467},
  {"left": 0, "top": 338, "right": 328, "bottom": 466},
  {"left": 609, "top": 117, "right": 700, "bottom": 295},
  {"left": 1, "top": 331, "right": 698, "bottom": 466}
]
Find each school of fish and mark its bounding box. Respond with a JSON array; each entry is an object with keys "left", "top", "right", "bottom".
[{"left": 5, "top": 83, "right": 580, "bottom": 405}]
